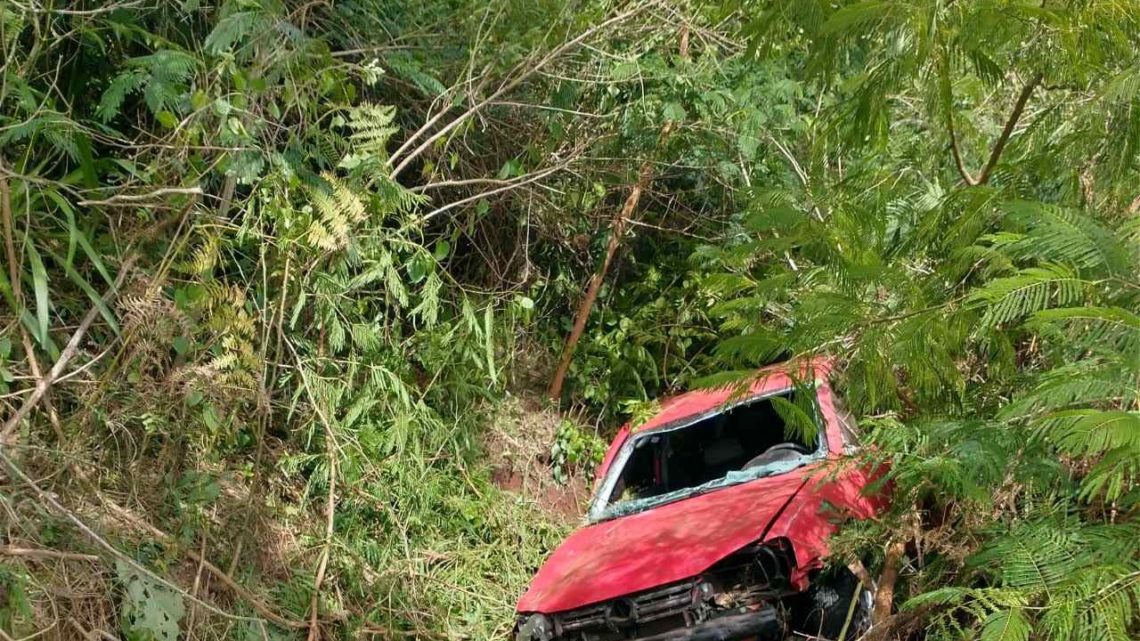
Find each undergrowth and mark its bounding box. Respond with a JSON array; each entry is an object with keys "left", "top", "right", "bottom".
[{"left": 1, "top": 1, "right": 1138, "bottom": 641}]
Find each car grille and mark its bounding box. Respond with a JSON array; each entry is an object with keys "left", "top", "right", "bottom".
[{"left": 552, "top": 580, "right": 699, "bottom": 640}]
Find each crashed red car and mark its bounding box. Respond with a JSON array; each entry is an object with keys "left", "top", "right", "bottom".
[{"left": 515, "top": 359, "right": 885, "bottom": 641}]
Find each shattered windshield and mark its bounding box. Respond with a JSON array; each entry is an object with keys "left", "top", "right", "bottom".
[{"left": 588, "top": 388, "right": 825, "bottom": 522}]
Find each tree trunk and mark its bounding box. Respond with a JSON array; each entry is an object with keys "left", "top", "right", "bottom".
[
  {"left": 872, "top": 540, "right": 907, "bottom": 624},
  {"left": 546, "top": 31, "right": 683, "bottom": 401},
  {"left": 547, "top": 164, "right": 652, "bottom": 401}
]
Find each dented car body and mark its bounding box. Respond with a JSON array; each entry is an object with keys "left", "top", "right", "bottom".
[{"left": 515, "top": 360, "right": 885, "bottom": 641}]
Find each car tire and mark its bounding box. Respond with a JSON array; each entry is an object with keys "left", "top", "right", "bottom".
[{"left": 790, "top": 567, "right": 872, "bottom": 641}]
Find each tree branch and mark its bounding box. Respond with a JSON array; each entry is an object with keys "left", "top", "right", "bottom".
[
  {"left": 0, "top": 545, "right": 100, "bottom": 562},
  {"left": 419, "top": 163, "right": 568, "bottom": 221},
  {"left": 976, "top": 72, "right": 1043, "bottom": 184},
  {"left": 872, "top": 540, "right": 906, "bottom": 624},
  {"left": 410, "top": 175, "right": 525, "bottom": 194},
  {"left": 548, "top": 122, "right": 674, "bottom": 400},
  {"left": 946, "top": 72, "right": 1043, "bottom": 186},
  {"left": 388, "top": 5, "right": 645, "bottom": 180},
  {"left": 947, "top": 106, "right": 978, "bottom": 185},
  {"left": 0, "top": 253, "right": 138, "bottom": 443}
]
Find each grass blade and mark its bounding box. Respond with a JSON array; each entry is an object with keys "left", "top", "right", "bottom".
[{"left": 25, "top": 241, "right": 50, "bottom": 345}]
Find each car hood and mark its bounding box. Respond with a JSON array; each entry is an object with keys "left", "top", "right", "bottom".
[{"left": 516, "top": 466, "right": 820, "bottom": 614}]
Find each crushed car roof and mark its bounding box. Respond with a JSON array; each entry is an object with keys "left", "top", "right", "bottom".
[{"left": 632, "top": 357, "right": 833, "bottom": 434}]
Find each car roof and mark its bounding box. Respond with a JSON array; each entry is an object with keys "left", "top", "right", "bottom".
[{"left": 632, "top": 357, "right": 833, "bottom": 435}]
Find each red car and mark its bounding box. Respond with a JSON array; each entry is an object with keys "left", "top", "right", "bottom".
[{"left": 515, "top": 360, "right": 884, "bottom": 641}]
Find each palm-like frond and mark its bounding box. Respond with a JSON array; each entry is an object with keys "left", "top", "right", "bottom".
[
  {"left": 1035, "top": 410, "right": 1140, "bottom": 458},
  {"left": 346, "top": 103, "right": 400, "bottom": 163},
  {"left": 966, "top": 264, "right": 1087, "bottom": 328},
  {"left": 1000, "top": 358, "right": 1135, "bottom": 419},
  {"left": 1030, "top": 306, "right": 1140, "bottom": 354},
  {"left": 999, "top": 202, "right": 1132, "bottom": 276}
]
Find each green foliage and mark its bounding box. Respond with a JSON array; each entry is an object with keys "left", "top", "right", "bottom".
[
  {"left": 116, "top": 561, "right": 186, "bottom": 641},
  {"left": 551, "top": 419, "right": 607, "bottom": 484},
  {"left": 0, "top": 566, "right": 31, "bottom": 636},
  {"left": 701, "top": 2, "right": 1140, "bottom": 640},
  {"left": 0, "top": 0, "right": 582, "bottom": 637},
  {"left": 2, "top": 0, "right": 1138, "bottom": 639}
]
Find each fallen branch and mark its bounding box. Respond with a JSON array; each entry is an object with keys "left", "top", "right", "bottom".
[
  {"left": 0, "top": 450, "right": 307, "bottom": 629},
  {"left": 547, "top": 168, "right": 648, "bottom": 400},
  {"left": 872, "top": 540, "right": 907, "bottom": 624},
  {"left": 848, "top": 558, "right": 876, "bottom": 591},
  {"left": 77, "top": 186, "right": 203, "bottom": 207},
  {"left": 67, "top": 617, "right": 118, "bottom": 641},
  {"left": 0, "top": 253, "right": 138, "bottom": 443},
  {"left": 0, "top": 545, "right": 100, "bottom": 562}
]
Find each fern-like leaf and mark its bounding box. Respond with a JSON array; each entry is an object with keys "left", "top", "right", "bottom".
[{"left": 967, "top": 264, "right": 1087, "bottom": 328}]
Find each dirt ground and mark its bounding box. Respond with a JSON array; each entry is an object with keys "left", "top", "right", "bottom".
[{"left": 484, "top": 394, "right": 592, "bottom": 525}]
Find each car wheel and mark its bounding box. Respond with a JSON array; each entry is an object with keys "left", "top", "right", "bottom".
[{"left": 791, "top": 567, "right": 872, "bottom": 641}]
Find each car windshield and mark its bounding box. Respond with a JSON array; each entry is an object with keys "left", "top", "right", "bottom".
[{"left": 589, "top": 388, "right": 825, "bottom": 522}]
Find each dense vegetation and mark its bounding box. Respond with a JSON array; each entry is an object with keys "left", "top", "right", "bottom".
[{"left": 0, "top": 1, "right": 1136, "bottom": 641}]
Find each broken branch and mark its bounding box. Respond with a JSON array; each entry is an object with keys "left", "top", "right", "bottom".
[
  {"left": 0, "top": 545, "right": 100, "bottom": 562},
  {"left": 388, "top": 5, "right": 644, "bottom": 180},
  {"left": 0, "top": 253, "right": 138, "bottom": 443},
  {"left": 872, "top": 540, "right": 906, "bottom": 624}
]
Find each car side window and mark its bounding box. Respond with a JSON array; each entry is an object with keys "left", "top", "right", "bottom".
[{"left": 830, "top": 392, "right": 861, "bottom": 451}]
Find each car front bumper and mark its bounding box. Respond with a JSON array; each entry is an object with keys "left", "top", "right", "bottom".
[{"left": 634, "top": 608, "right": 782, "bottom": 641}]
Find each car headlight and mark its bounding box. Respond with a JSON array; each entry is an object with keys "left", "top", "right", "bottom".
[{"left": 515, "top": 613, "right": 552, "bottom": 641}]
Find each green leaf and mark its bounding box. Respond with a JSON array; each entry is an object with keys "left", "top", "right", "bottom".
[
  {"left": 44, "top": 248, "right": 120, "bottom": 336},
  {"left": 1038, "top": 409, "right": 1140, "bottom": 457},
  {"left": 405, "top": 252, "right": 431, "bottom": 284},
  {"left": 820, "top": 1, "right": 893, "bottom": 35},
  {"left": 497, "top": 159, "right": 522, "bottom": 179},
  {"left": 967, "top": 264, "right": 1087, "bottom": 328},
  {"left": 116, "top": 560, "right": 185, "bottom": 641},
  {"left": 155, "top": 110, "right": 178, "bottom": 128},
  {"left": 204, "top": 11, "right": 259, "bottom": 54},
  {"left": 73, "top": 132, "right": 98, "bottom": 188},
  {"left": 202, "top": 404, "right": 221, "bottom": 432},
  {"left": 980, "top": 608, "right": 1030, "bottom": 641},
  {"left": 25, "top": 242, "right": 50, "bottom": 345},
  {"left": 769, "top": 395, "right": 820, "bottom": 444},
  {"left": 662, "top": 102, "right": 687, "bottom": 122},
  {"left": 433, "top": 239, "right": 450, "bottom": 260},
  {"left": 484, "top": 304, "right": 496, "bottom": 383}
]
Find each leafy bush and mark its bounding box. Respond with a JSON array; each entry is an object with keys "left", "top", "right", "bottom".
[{"left": 550, "top": 420, "right": 607, "bottom": 484}]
